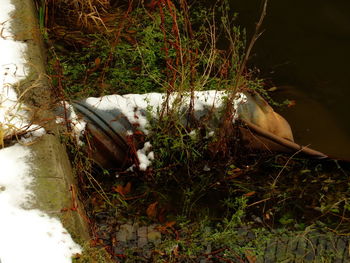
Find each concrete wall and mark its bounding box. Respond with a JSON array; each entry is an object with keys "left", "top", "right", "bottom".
[{"left": 11, "top": 0, "right": 90, "bottom": 242}]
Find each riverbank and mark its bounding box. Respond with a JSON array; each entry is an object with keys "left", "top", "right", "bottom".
[{"left": 30, "top": 0, "right": 350, "bottom": 261}]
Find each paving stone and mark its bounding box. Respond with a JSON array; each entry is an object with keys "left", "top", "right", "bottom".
[
  {"left": 262, "top": 241, "right": 278, "bottom": 262},
  {"left": 111, "top": 220, "right": 350, "bottom": 262},
  {"left": 138, "top": 237, "right": 148, "bottom": 247},
  {"left": 147, "top": 230, "right": 161, "bottom": 244},
  {"left": 137, "top": 226, "right": 148, "bottom": 247},
  {"left": 294, "top": 237, "right": 309, "bottom": 261},
  {"left": 116, "top": 223, "right": 136, "bottom": 242},
  {"left": 137, "top": 226, "right": 148, "bottom": 238}
]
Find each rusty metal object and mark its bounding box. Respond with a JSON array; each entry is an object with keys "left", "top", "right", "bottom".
[
  {"left": 73, "top": 101, "right": 140, "bottom": 168},
  {"left": 237, "top": 91, "right": 327, "bottom": 158},
  {"left": 239, "top": 120, "right": 328, "bottom": 159},
  {"left": 238, "top": 91, "right": 294, "bottom": 142}
]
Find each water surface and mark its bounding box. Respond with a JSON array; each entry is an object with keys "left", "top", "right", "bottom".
[{"left": 229, "top": 0, "right": 350, "bottom": 158}]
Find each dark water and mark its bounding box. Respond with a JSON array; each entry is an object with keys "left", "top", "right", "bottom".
[{"left": 228, "top": 0, "right": 350, "bottom": 159}]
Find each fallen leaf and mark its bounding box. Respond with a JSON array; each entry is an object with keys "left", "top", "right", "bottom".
[
  {"left": 244, "top": 191, "right": 256, "bottom": 197},
  {"left": 165, "top": 221, "right": 176, "bottom": 228},
  {"left": 113, "top": 182, "right": 132, "bottom": 196},
  {"left": 245, "top": 250, "right": 257, "bottom": 263},
  {"left": 156, "top": 221, "right": 176, "bottom": 233},
  {"left": 94, "top": 57, "right": 101, "bottom": 67},
  {"left": 123, "top": 182, "right": 132, "bottom": 194},
  {"left": 146, "top": 201, "right": 158, "bottom": 219},
  {"left": 157, "top": 207, "right": 167, "bottom": 223}
]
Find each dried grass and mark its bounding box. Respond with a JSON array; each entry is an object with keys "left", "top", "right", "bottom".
[{"left": 43, "top": 0, "right": 112, "bottom": 32}]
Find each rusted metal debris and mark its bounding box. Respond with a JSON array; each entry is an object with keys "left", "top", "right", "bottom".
[
  {"left": 70, "top": 91, "right": 328, "bottom": 169},
  {"left": 73, "top": 101, "right": 140, "bottom": 168}
]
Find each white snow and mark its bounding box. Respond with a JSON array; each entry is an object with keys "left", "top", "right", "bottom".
[
  {"left": 56, "top": 101, "right": 87, "bottom": 145},
  {"left": 136, "top": 141, "right": 154, "bottom": 171},
  {"left": 0, "top": 0, "right": 45, "bottom": 143},
  {"left": 0, "top": 145, "right": 81, "bottom": 263},
  {"left": 0, "top": 1, "right": 81, "bottom": 262},
  {"left": 82, "top": 90, "right": 246, "bottom": 134},
  {"left": 83, "top": 92, "right": 165, "bottom": 135}
]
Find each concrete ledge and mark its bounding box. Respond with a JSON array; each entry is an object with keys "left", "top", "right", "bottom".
[
  {"left": 29, "top": 134, "right": 90, "bottom": 241},
  {"left": 10, "top": 0, "right": 90, "bottom": 243}
]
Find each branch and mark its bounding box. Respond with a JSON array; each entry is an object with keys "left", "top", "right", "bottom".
[{"left": 238, "top": 0, "right": 268, "bottom": 79}]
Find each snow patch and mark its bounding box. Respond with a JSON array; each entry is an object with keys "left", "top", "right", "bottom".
[
  {"left": 0, "top": 2, "right": 46, "bottom": 143},
  {"left": 83, "top": 93, "right": 164, "bottom": 135},
  {"left": 81, "top": 91, "right": 246, "bottom": 135},
  {"left": 136, "top": 141, "right": 154, "bottom": 171},
  {"left": 55, "top": 101, "right": 87, "bottom": 145},
  {"left": 0, "top": 144, "right": 81, "bottom": 263}
]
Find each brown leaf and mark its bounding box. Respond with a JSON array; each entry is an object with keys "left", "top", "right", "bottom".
[
  {"left": 113, "top": 182, "right": 132, "bottom": 197},
  {"left": 244, "top": 191, "right": 256, "bottom": 197},
  {"left": 268, "top": 86, "right": 278, "bottom": 92},
  {"left": 122, "top": 34, "right": 136, "bottom": 45},
  {"left": 94, "top": 57, "right": 101, "bottom": 67},
  {"left": 245, "top": 250, "right": 257, "bottom": 263},
  {"left": 146, "top": 201, "right": 158, "bottom": 219},
  {"left": 114, "top": 185, "right": 123, "bottom": 195},
  {"left": 165, "top": 221, "right": 176, "bottom": 228},
  {"left": 157, "top": 221, "right": 176, "bottom": 234},
  {"left": 157, "top": 207, "right": 167, "bottom": 223},
  {"left": 123, "top": 182, "right": 132, "bottom": 195}
]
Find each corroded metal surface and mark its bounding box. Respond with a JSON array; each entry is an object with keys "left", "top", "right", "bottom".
[
  {"left": 240, "top": 120, "right": 328, "bottom": 159},
  {"left": 73, "top": 101, "right": 137, "bottom": 168}
]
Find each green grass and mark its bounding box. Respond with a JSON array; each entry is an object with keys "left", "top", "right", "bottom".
[{"left": 47, "top": 1, "right": 266, "bottom": 99}]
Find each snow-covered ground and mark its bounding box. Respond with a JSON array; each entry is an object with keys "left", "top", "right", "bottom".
[{"left": 0, "top": 1, "right": 81, "bottom": 262}]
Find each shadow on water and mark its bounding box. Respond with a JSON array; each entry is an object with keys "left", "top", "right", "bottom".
[{"left": 216, "top": 0, "right": 350, "bottom": 159}]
